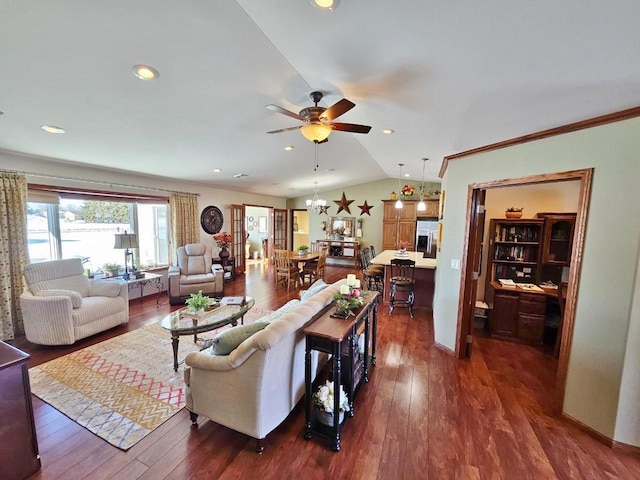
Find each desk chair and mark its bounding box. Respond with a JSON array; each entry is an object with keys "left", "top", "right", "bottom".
[
  {"left": 274, "top": 249, "right": 299, "bottom": 292},
  {"left": 389, "top": 258, "right": 416, "bottom": 318}
]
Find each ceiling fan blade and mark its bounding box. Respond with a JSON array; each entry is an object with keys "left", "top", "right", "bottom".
[
  {"left": 267, "top": 126, "right": 301, "bottom": 134},
  {"left": 320, "top": 99, "right": 355, "bottom": 121},
  {"left": 330, "top": 122, "right": 372, "bottom": 134},
  {"left": 265, "top": 104, "right": 305, "bottom": 121}
]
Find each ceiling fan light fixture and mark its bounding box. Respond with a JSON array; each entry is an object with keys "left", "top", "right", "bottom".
[
  {"left": 300, "top": 123, "right": 332, "bottom": 142},
  {"left": 310, "top": 0, "right": 340, "bottom": 10}
]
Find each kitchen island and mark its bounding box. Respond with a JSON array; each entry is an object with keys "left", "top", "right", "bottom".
[{"left": 370, "top": 250, "right": 437, "bottom": 309}]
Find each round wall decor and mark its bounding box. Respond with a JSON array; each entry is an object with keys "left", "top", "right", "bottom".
[{"left": 200, "top": 205, "right": 224, "bottom": 234}]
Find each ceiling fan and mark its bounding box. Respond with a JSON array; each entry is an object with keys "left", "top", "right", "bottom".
[{"left": 266, "top": 91, "right": 371, "bottom": 143}]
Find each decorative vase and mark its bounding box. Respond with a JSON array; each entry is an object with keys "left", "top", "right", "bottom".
[
  {"left": 505, "top": 211, "right": 522, "bottom": 219},
  {"left": 219, "top": 247, "right": 230, "bottom": 259},
  {"left": 316, "top": 409, "right": 344, "bottom": 427}
]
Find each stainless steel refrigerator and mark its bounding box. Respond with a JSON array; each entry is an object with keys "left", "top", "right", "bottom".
[{"left": 416, "top": 219, "right": 439, "bottom": 258}]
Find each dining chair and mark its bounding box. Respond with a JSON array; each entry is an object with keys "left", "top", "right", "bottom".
[
  {"left": 300, "top": 246, "right": 327, "bottom": 285},
  {"left": 274, "top": 249, "right": 299, "bottom": 292}
]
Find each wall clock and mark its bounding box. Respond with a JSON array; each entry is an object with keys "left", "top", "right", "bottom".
[{"left": 200, "top": 205, "right": 224, "bottom": 234}]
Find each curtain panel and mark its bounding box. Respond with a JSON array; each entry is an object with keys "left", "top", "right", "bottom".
[
  {"left": 0, "top": 172, "right": 29, "bottom": 340},
  {"left": 169, "top": 192, "right": 199, "bottom": 253}
]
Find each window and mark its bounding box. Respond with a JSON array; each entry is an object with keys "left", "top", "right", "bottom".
[{"left": 27, "top": 193, "right": 169, "bottom": 274}]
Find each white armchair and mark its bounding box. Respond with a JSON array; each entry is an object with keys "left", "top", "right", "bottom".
[
  {"left": 168, "top": 243, "right": 224, "bottom": 305},
  {"left": 20, "top": 258, "right": 129, "bottom": 345}
]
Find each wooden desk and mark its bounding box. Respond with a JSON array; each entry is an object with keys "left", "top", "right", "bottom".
[{"left": 303, "top": 291, "right": 379, "bottom": 451}]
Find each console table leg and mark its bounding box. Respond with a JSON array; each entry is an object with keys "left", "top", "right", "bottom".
[{"left": 304, "top": 340, "right": 313, "bottom": 439}]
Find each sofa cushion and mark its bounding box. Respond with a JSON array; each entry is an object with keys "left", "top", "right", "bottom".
[
  {"left": 301, "top": 279, "right": 329, "bottom": 302},
  {"left": 89, "top": 280, "right": 122, "bottom": 298},
  {"left": 261, "top": 299, "right": 301, "bottom": 323},
  {"left": 180, "top": 273, "right": 216, "bottom": 285},
  {"left": 211, "top": 321, "right": 271, "bottom": 355},
  {"left": 34, "top": 289, "right": 83, "bottom": 308},
  {"left": 71, "top": 296, "right": 127, "bottom": 326}
]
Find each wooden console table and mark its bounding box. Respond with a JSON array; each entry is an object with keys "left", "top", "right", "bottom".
[
  {"left": 0, "top": 342, "right": 41, "bottom": 479},
  {"left": 303, "top": 291, "right": 379, "bottom": 451}
]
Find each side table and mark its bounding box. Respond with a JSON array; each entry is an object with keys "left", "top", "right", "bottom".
[
  {"left": 214, "top": 256, "right": 235, "bottom": 281},
  {"left": 104, "top": 272, "right": 164, "bottom": 306},
  {"left": 303, "top": 291, "right": 378, "bottom": 451}
]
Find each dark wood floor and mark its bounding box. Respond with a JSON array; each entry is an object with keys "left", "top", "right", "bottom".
[{"left": 10, "top": 261, "right": 640, "bottom": 479}]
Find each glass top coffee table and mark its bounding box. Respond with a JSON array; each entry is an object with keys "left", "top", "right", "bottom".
[{"left": 161, "top": 296, "right": 254, "bottom": 371}]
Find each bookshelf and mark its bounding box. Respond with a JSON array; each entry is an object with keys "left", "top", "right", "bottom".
[{"left": 485, "top": 218, "right": 544, "bottom": 303}]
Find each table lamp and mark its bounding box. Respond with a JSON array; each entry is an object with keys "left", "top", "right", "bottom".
[{"left": 114, "top": 231, "right": 139, "bottom": 280}]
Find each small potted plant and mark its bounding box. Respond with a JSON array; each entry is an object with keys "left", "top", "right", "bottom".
[
  {"left": 102, "top": 263, "right": 122, "bottom": 278},
  {"left": 505, "top": 207, "right": 524, "bottom": 219},
  {"left": 398, "top": 239, "right": 409, "bottom": 254},
  {"left": 297, "top": 245, "right": 309, "bottom": 255},
  {"left": 314, "top": 380, "right": 350, "bottom": 427},
  {"left": 185, "top": 290, "right": 211, "bottom": 314}
]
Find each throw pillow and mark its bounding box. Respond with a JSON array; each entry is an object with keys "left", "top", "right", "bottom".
[
  {"left": 34, "top": 289, "right": 83, "bottom": 308},
  {"left": 211, "top": 321, "right": 270, "bottom": 356},
  {"left": 261, "top": 299, "right": 300, "bottom": 323},
  {"left": 300, "top": 279, "right": 328, "bottom": 302},
  {"left": 89, "top": 280, "right": 122, "bottom": 298}
]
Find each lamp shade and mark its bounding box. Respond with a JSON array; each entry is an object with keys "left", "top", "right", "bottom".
[
  {"left": 114, "top": 232, "right": 139, "bottom": 249},
  {"left": 300, "top": 123, "right": 332, "bottom": 142}
]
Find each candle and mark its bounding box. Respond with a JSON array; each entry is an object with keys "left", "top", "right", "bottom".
[
  {"left": 354, "top": 279, "right": 361, "bottom": 289},
  {"left": 340, "top": 284, "right": 350, "bottom": 295},
  {"left": 347, "top": 274, "right": 356, "bottom": 286}
]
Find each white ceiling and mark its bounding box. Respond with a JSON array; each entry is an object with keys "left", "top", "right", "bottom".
[{"left": 1, "top": 0, "right": 639, "bottom": 198}]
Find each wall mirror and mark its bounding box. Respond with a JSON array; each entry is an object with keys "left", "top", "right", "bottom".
[{"left": 330, "top": 216, "right": 355, "bottom": 238}]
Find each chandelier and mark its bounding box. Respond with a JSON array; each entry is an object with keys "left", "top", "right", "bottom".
[{"left": 306, "top": 182, "right": 326, "bottom": 214}]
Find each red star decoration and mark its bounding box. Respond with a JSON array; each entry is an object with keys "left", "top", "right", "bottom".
[
  {"left": 319, "top": 205, "right": 331, "bottom": 215},
  {"left": 333, "top": 191, "right": 354, "bottom": 214},
  {"left": 358, "top": 200, "right": 374, "bottom": 216}
]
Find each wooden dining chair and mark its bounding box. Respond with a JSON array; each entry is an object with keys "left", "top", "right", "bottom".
[
  {"left": 274, "top": 249, "right": 299, "bottom": 292},
  {"left": 300, "top": 246, "right": 327, "bottom": 285}
]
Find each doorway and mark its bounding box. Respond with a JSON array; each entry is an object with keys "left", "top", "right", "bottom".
[
  {"left": 245, "top": 205, "right": 271, "bottom": 263},
  {"left": 291, "top": 209, "right": 310, "bottom": 251},
  {"left": 456, "top": 169, "right": 592, "bottom": 414}
]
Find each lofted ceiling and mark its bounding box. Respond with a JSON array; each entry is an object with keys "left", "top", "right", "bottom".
[{"left": 1, "top": 0, "right": 640, "bottom": 198}]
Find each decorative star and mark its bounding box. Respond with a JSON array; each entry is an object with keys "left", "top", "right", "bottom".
[
  {"left": 358, "top": 200, "right": 374, "bottom": 216},
  {"left": 319, "top": 205, "right": 331, "bottom": 215},
  {"left": 333, "top": 191, "right": 354, "bottom": 214}
]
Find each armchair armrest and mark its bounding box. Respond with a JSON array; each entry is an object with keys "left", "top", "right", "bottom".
[
  {"left": 168, "top": 266, "right": 181, "bottom": 297},
  {"left": 20, "top": 292, "right": 75, "bottom": 345}
]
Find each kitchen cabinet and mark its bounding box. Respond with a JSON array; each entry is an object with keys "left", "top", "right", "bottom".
[{"left": 382, "top": 200, "right": 417, "bottom": 251}]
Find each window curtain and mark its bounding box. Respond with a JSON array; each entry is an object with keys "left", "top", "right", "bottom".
[
  {"left": 169, "top": 192, "right": 199, "bottom": 251},
  {"left": 0, "top": 172, "right": 29, "bottom": 340}
]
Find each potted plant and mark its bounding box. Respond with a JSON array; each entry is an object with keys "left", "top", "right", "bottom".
[
  {"left": 398, "top": 239, "right": 409, "bottom": 253},
  {"left": 505, "top": 207, "right": 524, "bottom": 219},
  {"left": 213, "top": 232, "right": 232, "bottom": 259},
  {"left": 400, "top": 184, "right": 416, "bottom": 199},
  {"left": 313, "top": 380, "right": 350, "bottom": 427},
  {"left": 333, "top": 287, "right": 365, "bottom": 318},
  {"left": 297, "top": 245, "right": 309, "bottom": 255},
  {"left": 102, "top": 263, "right": 121, "bottom": 277},
  {"left": 185, "top": 290, "right": 211, "bottom": 314}
]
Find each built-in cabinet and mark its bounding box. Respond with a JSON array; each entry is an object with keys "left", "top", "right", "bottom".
[
  {"left": 382, "top": 200, "right": 417, "bottom": 251},
  {"left": 491, "top": 289, "right": 547, "bottom": 343}
]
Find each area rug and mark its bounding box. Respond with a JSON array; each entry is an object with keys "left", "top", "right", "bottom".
[{"left": 28, "top": 306, "right": 272, "bottom": 450}]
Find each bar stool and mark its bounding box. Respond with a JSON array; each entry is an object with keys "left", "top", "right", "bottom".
[{"left": 389, "top": 258, "right": 416, "bottom": 318}]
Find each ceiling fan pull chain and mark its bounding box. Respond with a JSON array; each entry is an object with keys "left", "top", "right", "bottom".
[{"left": 314, "top": 141, "right": 319, "bottom": 171}]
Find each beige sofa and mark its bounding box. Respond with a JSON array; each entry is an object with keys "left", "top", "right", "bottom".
[
  {"left": 183, "top": 279, "right": 344, "bottom": 452},
  {"left": 20, "top": 258, "right": 129, "bottom": 345}
]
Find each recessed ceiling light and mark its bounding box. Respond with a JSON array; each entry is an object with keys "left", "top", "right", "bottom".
[
  {"left": 284, "top": 145, "right": 294, "bottom": 151},
  {"left": 326, "top": 168, "right": 335, "bottom": 172},
  {"left": 382, "top": 128, "right": 395, "bottom": 134},
  {"left": 309, "top": 0, "right": 340, "bottom": 10},
  {"left": 132, "top": 65, "right": 159, "bottom": 80},
  {"left": 40, "top": 125, "right": 65, "bottom": 134},
  {"left": 234, "top": 173, "right": 248, "bottom": 179},
  {"left": 404, "top": 173, "right": 411, "bottom": 177},
  {"left": 213, "top": 168, "right": 222, "bottom": 173}
]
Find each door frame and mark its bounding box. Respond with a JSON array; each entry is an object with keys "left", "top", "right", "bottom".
[{"left": 455, "top": 168, "right": 593, "bottom": 414}]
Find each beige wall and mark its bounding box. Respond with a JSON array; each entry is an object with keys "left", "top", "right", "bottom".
[{"left": 435, "top": 117, "right": 640, "bottom": 444}]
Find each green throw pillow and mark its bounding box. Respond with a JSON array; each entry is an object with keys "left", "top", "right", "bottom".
[
  {"left": 300, "top": 279, "right": 328, "bottom": 302},
  {"left": 211, "top": 321, "right": 270, "bottom": 355}
]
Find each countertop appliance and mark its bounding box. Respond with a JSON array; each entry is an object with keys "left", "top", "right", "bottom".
[{"left": 416, "top": 219, "right": 438, "bottom": 259}]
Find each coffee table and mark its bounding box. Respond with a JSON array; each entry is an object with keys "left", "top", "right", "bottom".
[{"left": 161, "top": 296, "right": 255, "bottom": 371}]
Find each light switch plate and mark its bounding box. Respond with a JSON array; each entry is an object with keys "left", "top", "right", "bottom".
[{"left": 451, "top": 259, "right": 461, "bottom": 270}]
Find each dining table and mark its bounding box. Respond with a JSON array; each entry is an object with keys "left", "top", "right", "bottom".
[{"left": 288, "top": 250, "right": 320, "bottom": 268}]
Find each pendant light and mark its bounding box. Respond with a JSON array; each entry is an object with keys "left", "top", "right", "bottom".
[
  {"left": 417, "top": 158, "right": 428, "bottom": 212},
  {"left": 395, "top": 163, "right": 404, "bottom": 209}
]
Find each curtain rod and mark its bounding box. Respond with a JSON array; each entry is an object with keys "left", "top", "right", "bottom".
[{"left": 1, "top": 168, "right": 200, "bottom": 196}]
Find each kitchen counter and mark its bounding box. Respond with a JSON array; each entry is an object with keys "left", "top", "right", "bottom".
[{"left": 370, "top": 250, "right": 437, "bottom": 309}]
